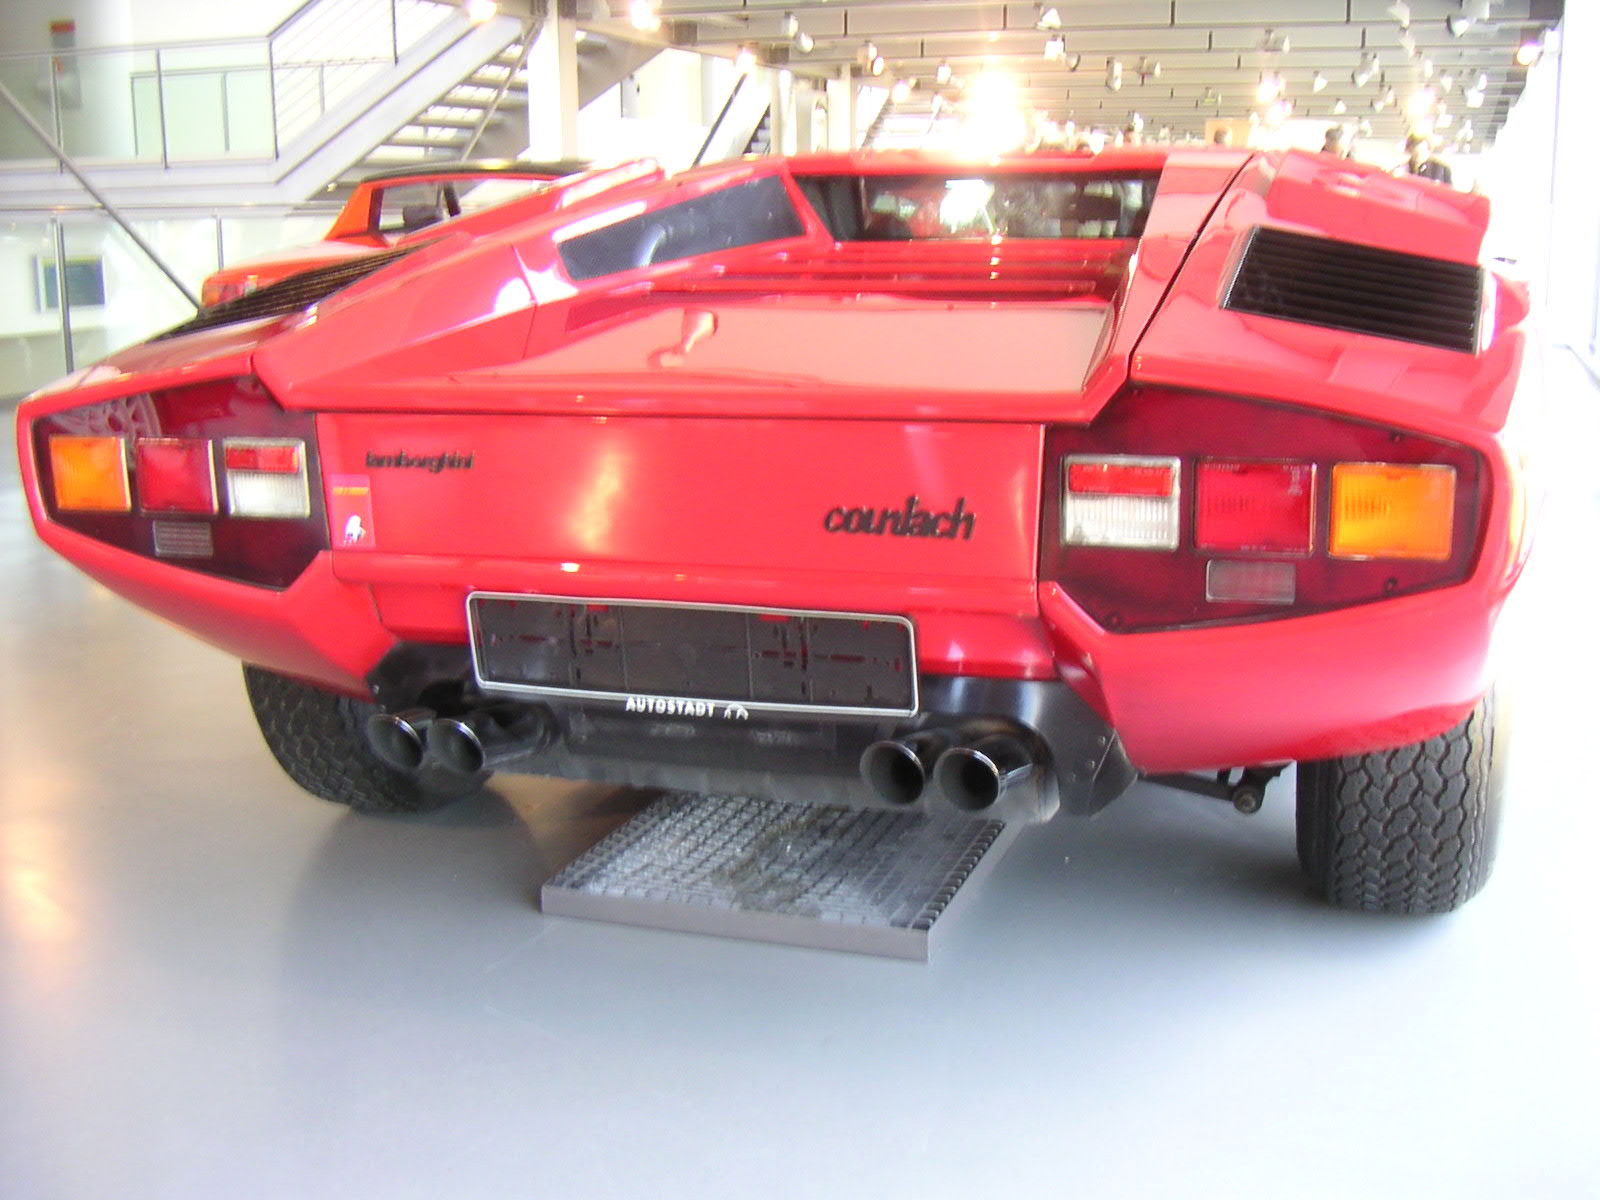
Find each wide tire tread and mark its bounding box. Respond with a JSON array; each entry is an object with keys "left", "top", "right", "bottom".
[
  {"left": 243, "top": 665, "right": 478, "bottom": 813},
  {"left": 1296, "top": 698, "right": 1499, "bottom": 914}
]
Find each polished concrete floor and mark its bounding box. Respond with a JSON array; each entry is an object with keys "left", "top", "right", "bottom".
[{"left": 3, "top": 356, "right": 1599, "bottom": 1200}]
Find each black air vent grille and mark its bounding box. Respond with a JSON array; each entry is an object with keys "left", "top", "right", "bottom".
[
  {"left": 1223, "top": 226, "right": 1482, "bottom": 353},
  {"left": 156, "top": 243, "right": 427, "bottom": 341}
]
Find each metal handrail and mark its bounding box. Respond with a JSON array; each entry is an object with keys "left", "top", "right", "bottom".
[
  {"left": 0, "top": 77, "right": 199, "bottom": 308},
  {"left": 0, "top": 0, "right": 459, "bottom": 168},
  {"left": 460, "top": 19, "right": 535, "bottom": 161}
]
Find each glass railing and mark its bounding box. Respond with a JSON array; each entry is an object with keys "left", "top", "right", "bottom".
[
  {"left": 0, "top": 0, "right": 458, "bottom": 166},
  {"left": 1, "top": 206, "right": 337, "bottom": 401}
]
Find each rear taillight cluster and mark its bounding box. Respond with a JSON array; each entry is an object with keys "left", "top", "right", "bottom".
[
  {"left": 1044, "top": 388, "right": 1484, "bottom": 632},
  {"left": 31, "top": 377, "right": 326, "bottom": 588}
]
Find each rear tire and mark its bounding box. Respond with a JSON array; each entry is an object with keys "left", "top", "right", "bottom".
[
  {"left": 243, "top": 665, "right": 486, "bottom": 814},
  {"left": 1295, "top": 693, "right": 1504, "bottom": 914}
]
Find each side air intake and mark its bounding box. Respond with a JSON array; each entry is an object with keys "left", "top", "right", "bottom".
[
  {"left": 155, "top": 243, "right": 428, "bottom": 341},
  {"left": 1223, "top": 226, "right": 1482, "bottom": 354}
]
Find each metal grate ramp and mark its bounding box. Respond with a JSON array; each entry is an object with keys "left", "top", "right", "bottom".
[{"left": 541, "top": 794, "right": 1016, "bottom": 960}]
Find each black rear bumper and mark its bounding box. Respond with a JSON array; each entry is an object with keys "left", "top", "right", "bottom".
[{"left": 368, "top": 644, "right": 1135, "bottom": 823}]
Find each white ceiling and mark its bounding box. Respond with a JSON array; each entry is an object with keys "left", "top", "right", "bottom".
[{"left": 588, "top": 0, "right": 1563, "bottom": 143}]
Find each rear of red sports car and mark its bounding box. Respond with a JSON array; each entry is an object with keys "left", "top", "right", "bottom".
[{"left": 14, "top": 149, "right": 1535, "bottom": 913}]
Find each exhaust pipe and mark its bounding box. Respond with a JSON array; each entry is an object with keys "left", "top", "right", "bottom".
[
  {"left": 365, "top": 708, "right": 434, "bottom": 773},
  {"left": 859, "top": 730, "right": 953, "bottom": 805},
  {"left": 426, "top": 705, "right": 556, "bottom": 775},
  {"left": 934, "top": 734, "right": 1036, "bottom": 812}
]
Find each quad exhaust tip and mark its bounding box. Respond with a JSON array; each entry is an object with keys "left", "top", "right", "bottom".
[
  {"left": 861, "top": 727, "right": 1038, "bottom": 812},
  {"left": 364, "top": 708, "right": 433, "bottom": 773},
  {"left": 933, "top": 734, "right": 1036, "bottom": 812},
  {"left": 365, "top": 704, "right": 557, "bottom": 777},
  {"left": 860, "top": 730, "right": 953, "bottom": 805}
]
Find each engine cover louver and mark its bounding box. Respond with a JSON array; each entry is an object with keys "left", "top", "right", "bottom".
[
  {"left": 156, "top": 243, "right": 427, "bottom": 341},
  {"left": 1223, "top": 226, "right": 1482, "bottom": 354}
]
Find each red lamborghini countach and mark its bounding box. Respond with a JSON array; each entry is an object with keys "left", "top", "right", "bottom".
[{"left": 15, "top": 149, "right": 1535, "bottom": 913}]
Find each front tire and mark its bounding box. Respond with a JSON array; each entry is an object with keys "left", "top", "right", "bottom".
[
  {"left": 243, "top": 665, "right": 486, "bottom": 813},
  {"left": 1295, "top": 693, "right": 1504, "bottom": 914}
]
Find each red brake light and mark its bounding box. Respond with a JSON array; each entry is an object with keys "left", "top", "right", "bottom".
[
  {"left": 135, "top": 438, "right": 218, "bottom": 515},
  {"left": 1067, "top": 461, "right": 1175, "bottom": 497},
  {"left": 223, "top": 443, "right": 300, "bottom": 474},
  {"left": 1195, "top": 461, "right": 1314, "bottom": 555}
]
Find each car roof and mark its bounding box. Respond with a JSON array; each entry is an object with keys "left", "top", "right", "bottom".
[{"left": 354, "top": 158, "right": 591, "bottom": 184}]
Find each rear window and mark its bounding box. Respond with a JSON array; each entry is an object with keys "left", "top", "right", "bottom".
[
  {"left": 796, "top": 172, "right": 1161, "bottom": 241},
  {"left": 558, "top": 175, "right": 804, "bottom": 281}
]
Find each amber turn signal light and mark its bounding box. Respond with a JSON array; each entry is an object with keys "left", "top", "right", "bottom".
[
  {"left": 48, "top": 435, "right": 131, "bottom": 513},
  {"left": 1329, "top": 463, "right": 1456, "bottom": 561}
]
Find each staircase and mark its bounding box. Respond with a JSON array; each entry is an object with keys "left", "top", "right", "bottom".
[
  {"left": 744, "top": 108, "right": 773, "bottom": 156},
  {"left": 345, "top": 29, "right": 664, "bottom": 179}
]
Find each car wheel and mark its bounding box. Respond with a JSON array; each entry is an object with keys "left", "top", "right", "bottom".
[
  {"left": 1295, "top": 692, "right": 1504, "bottom": 914},
  {"left": 242, "top": 664, "right": 487, "bottom": 813}
]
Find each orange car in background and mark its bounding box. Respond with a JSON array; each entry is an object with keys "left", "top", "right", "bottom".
[{"left": 200, "top": 159, "right": 588, "bottom": 307}]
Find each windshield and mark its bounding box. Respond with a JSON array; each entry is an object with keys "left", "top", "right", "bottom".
[{"left": 796, "top": 172, "right": 1161, "bottom": 241}]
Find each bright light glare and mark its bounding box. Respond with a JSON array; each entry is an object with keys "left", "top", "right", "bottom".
[
  {"left": 465, "top": 0, "right": 497, "bottom": 24},
  {"left": 628, "top": 0, "right": 660, "bottom": 32},
  {"left": 735, "top": 46, "right": 757, "bottom": 74},
  {"left": 940, "top": 179, "right": 994, "bottom": 230},
  {"left": 1406, "top": 88, "right": 1436, "bottom": 118},
  {"left": 956, "top": 72, "right": 1027, "bottom": 155}
]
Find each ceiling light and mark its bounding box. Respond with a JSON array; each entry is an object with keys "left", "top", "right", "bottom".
[
  {"left": 1038, "top": 6, "right": 1062, "bottom": 31},
  {"left": 1106, "top": 57, "right": 1123, "bottom": 91},
  {"left": 871, "top": 54, "right": 885, "bottom": 76},
  {"left": 1463, "top": 86, "right": 1485, "bottom": 108},
  {"left": 1382, "top": 85, "right": 1397, "bottom": 106},
  {"left": 1266, "top": 98, "right": 1293, "bottom": 127},
  {"left": 1421, "top": 57, "right": 1434, "bottom": 79},
  {"left": 1439, "top": 72, "right": 1456, "bottom": 93},
  {"left": 1475, "top": 71, "right": 1489, "bottom": 91},
  {"left": 1388, "top": 2, "right": 1411, "bottom": 27},
  {"left": 465, "top": 0, "right": 497, "bottom": 25},
  {"left": 1312, "top": 71, "right": 1328, "bottom": 93},
  {"left": 1399, "top": 31, "right": 1418, "bottom": 57},
  {"left": 1333, "top": 98, "right": 1348, "bottom": 114},
  {"left": 1352, "top": 53, "right": 1379, "bottom": 88},
  {"left": 1406, "top": 87, "right": 1437, "bottom": 117},
  {"left": 891, "top": 78, "right": 912, "bottom": 103},
  {"left": 735, "top": 45, "right": 757, "bottom": 74},
  {"left": 936, "top": 60, "right": 952, "bottom": 85},
  {"left": 780, "top": 12, "right": 799, "bottom": 38},
  {"left": 1044, "top": 35, "right": 1066, "bottom": 62},
  {"left": 627, "top": 0, "right": 660, "bottom": 33},
  {"left": 1357, "top": 119, "right": 1373, "bottom": 137},
  {"left": 1260, "top": 28, "right": 1290, "bottom": 53},
  {"left": 1066, "top": 53, "right": 1082, "bottom": 71},
  {"left": 1256, "top": 72, "right": 1284, "bottom": 104},
  {"left": 1137, "top": 56, "right": 1161, "bottom": 80},
  {"left": 793, "top": 30, "right": 813, "bottom": 53},
  {"left": 1445, "top": 15, "right": 1473, "bottom": 37},
  {"left": 1515, "top": 39, "right": 1542, "bottom": 68},
  {"left": 1436, "top": 109, "right": 1454, "bottom": 129}
]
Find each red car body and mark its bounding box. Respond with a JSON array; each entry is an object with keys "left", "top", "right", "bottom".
[
  {"left": 199, "top": 159, "right": 588, "bottom": 307},
  {"left": 16, "top": 149, "right": 1535, "bottom": 910}
]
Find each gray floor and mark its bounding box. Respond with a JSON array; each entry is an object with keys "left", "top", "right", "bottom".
[{"left": 3, "top": 354, "right": 1598, "bottom": 1200}]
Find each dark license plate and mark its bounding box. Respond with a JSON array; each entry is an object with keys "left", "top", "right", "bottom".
[{"left": 467, "top": 594, "right": 917, "bottom": 717}]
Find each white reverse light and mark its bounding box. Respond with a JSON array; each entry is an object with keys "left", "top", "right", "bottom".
[{"left": 1062, "top": 456, "right": 1181, "bottom": 551}]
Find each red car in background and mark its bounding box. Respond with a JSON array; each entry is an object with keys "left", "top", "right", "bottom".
[
  {"left": 200, "top": 159, "right": 588, "bottom": 307},
  {"left": 18, "top": 149, "right": 1536, "bottom": 915}
]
